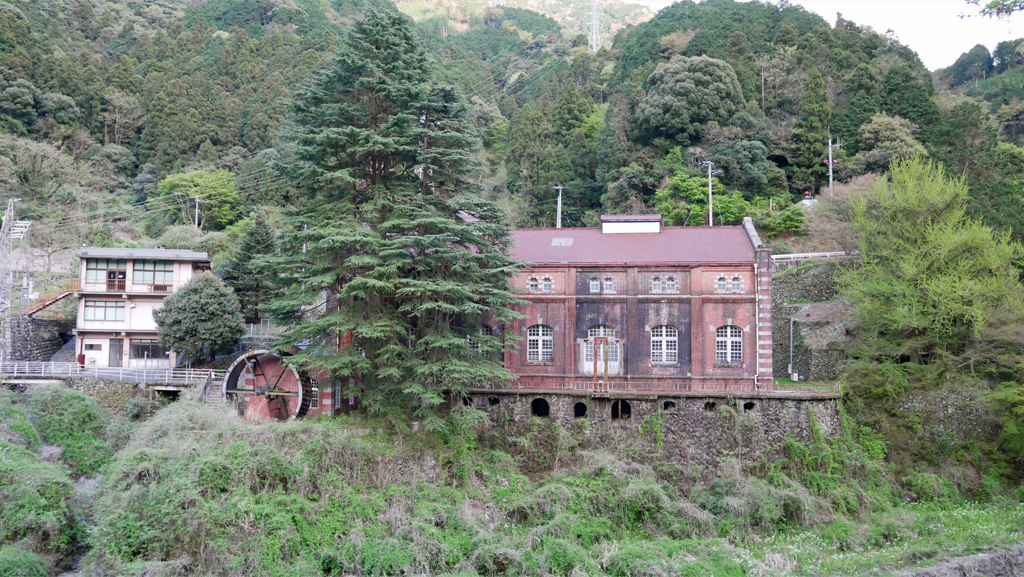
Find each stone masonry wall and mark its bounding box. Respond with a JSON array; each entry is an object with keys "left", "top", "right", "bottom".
[
  {"left": 0, "top": 317, "right": 70, "bottom": 362},
  {"left": 471, "top": 392, "right": 840, "bottom": 471},
  {"left": 67, "top": 378, "right": 141, "bottom": 416},
  {"left": 771, "top": 262, "right": 854, "bottom": 381}
]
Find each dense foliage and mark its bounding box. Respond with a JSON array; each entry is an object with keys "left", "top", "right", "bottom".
[
  {"left": 265, "top": 9, "right": 521, "bottom": 416},
  {"left": 154, "top": 272, "right": 244, "bottom": 362}
]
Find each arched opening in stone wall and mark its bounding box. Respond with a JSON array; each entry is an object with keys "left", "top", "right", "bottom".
[
  {"left": 488, "top": 397, "right": 500, "bottom": 406},
  {"left": 531, "top": 398, "right": 550, "bottom": 417},
  {"left": 704, "top": 401, "right": 717, "bottom": 412},
  {"left": 462, "top": 396, "right": 470, "bottom": 406},
  {"left": 574, "top": 402, "right": 587, "bottom": 418},
  {"left": 743, "top": 401, "right": 756, "bottom": 412},
  {"left": 662, "top": 401, "right": 676, "bottom": 411},
  {"left": 611, "top": 400, "right": 631, "bottom": 420}
]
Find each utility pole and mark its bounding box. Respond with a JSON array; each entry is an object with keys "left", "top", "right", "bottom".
[
  {"left": 824, "top": 135, "right": 841, "bottom": 198},
  {"left": 588, "top": 0, "right": 600, "bottom": 54},
  {"left": 553, "top": 185, "right": 564, "bottom": 228},
  {"left": 0, "top": 199, "right": 30, "bottom": 318},
  {"left": 699, "top": 161, "right": 722, "bottom": 226}
]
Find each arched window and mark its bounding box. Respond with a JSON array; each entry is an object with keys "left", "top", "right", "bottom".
[
  {"left": 468, "top": 326, "right": 489, "bottom": 352},
  {"left": 715, "top": 325, "right": 743, "bottom": 363},
  {"left": 651, "top": 276, "right": 663, "bottom": 293},
  {"left": 603, "top": 277, "right": 614, "bottom": 292},
  {"left": 716, "top": 276, "right": 727, "bottom": 292},
  {"left": 651, "top": 325, "right": 678, "bottom": 363},
  {"left": 731, "top": 276, "right": 742, "bottom": 292},
  {"left": 665, "top": 276, "right": 677, "bottom": 292},
  {"left": 542, "top": 276, "right": 553, "bottom": 292},
  {"left": 528, "top": 277, "right": 539, "bottom": 292},
  {"left": 589, "top": 277, "right": 600, "bottom": 293},
  {"left": 527, "top": 324, "right": 553, "bottom": 363},
  {"left": 585, "top": 325, "right": 618, "bottom": 361}
]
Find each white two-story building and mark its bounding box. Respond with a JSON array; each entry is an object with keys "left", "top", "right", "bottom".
[{"left": 75, "top": 247, "right": 212, "bottom": 369}]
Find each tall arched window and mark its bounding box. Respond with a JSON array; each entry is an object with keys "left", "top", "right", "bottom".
[
  {"left": 589, "top": 277, "right": 600, "bottom": 293},
  {"left": 651, "top": 276, "right": 663, "bottom": 293},
  {"left": 665, "top": 276, "right": 677, "bottom": 292},
  {"left": 542, "top": 276, "right": 553, "bottom": 292},
  {"left": 731, "top": 276, "right": 742, "bottom": 292},
  {"left": 527, "top": 324, "right": 553, "bottom": 363},
  {"left": 583, "top": 325, "right": 620, "bottom": 375},
  {"left": 715, "top": 325, "right": 743, "bottom": 363},
  {"left": 716, "top": 276, "right": 727, "bottom": 292},
  {"left": 528, "top": 277, "right": 539, "bottom": 292},
  {"left": 651, "top": 325, "right": 678, "bottom": 363}
]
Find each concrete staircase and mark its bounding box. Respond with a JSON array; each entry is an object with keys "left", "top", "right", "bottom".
[{"left": 201, "top": 376, "right": 224, "bottom": 406}]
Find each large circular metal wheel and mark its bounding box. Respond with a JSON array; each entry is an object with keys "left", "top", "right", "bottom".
[{"left": 222, "top": 350, "right": 313, "bottom": 420}]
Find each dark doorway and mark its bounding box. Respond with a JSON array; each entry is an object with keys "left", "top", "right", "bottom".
[
  {"left": 531, "top": 398, "right": 549, "bottom": 417},
  {"left": 704, "top": 401, "right": 717, "bottom": 411},
  {"left": 612, "top": 400, "right": 631, "bottom": 420},
  {"left": 155, "top": 389, "right": 180, "bottom": 401},
  {"left": 573, "top": 402, "right": 587, "bottom": 418},
  {"left": 108, "top": 339, "right": 123, "bottom": 367},
  {"left": 663, "top": 401, "right": 676, "bottom": 411},
  {"left": 743, "top": 401, "right": 756, "bottom": 412},
  {"left": 488, "top": 397, "right": 500, "bottom": 406}
]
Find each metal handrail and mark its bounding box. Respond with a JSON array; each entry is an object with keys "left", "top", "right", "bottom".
[
  {"left": 770, "top": 251, "right": 859, "bottom": 262},
  {"left": 0, "top": 361, "right": 225, "bottom": 385}
]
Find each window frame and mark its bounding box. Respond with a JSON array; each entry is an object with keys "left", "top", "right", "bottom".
[
  {"left": 665, "top": 276, "right": 677, "bottom": 292},
  {"left": 716, "top": 276, "right": 727, "bottom": 293},
  {"left": 603, "top": 277, "right": 614, "bottom": 293},
  {"left": 527, "top": 324, "right": 553, "bottom": 364},
  {"left": 715, "top": 325, "right": 743, "bottom": 364},
  {"left": 541, "top": 276, "right": 553, "bottom": 293},
  {"left": 528, "top": 277, "right": 539, "bottom": 292},
  {"left": 651, "top": 276, "right": 663, "bottom": 293},
  {"left": 83, "top": 300, "right": 125, "bottom": 321},
  {"left": 650, "top": 325, "right": 678, "bottom": 364},
  {"left": 731, "top": 276, "right": 742, "bottom": 292},
  {"left": 589, "top": 277, "right": 600, "bottom": 293},
  {"left": 309, "top": 387, "right": 320, "bottom": 410},
  {"left": 133, "top": 260, "right": 174, "bottom": 286},
  {"left": 129, "top": 339, "right": 165, "bottom": 359},
  {"left": 85, "top": 259, "right": 127, "bottom": 283}
]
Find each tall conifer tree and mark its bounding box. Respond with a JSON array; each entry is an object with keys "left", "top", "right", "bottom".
[
  {"left": 790, "top": 67, "right": 831, "bottom": 193},
  {"left": 268, "top": 9, "right": 521, "bottom": 415}
]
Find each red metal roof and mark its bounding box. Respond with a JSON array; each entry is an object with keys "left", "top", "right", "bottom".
[{"left": 511, "top": 226, "right": 756, "bottom": 265}]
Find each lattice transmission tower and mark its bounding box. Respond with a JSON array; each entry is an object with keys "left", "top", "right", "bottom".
[
  {"left": 0, "top": 198, "right": 30, "bottom": 317},
  {"left": 588, "top": 0, "right": 601, "bottom": 53}
]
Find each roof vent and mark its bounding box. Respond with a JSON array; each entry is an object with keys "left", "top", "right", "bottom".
[{"left": 600, "top": 214, "right": 662, "bottom": 234}]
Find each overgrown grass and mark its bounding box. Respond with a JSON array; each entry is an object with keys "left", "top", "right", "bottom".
[
  {"left": 0, "top": 546, "right": 49, "bottom": 577},
  {"left": 83, "top": 402, "right": 1024, "bottom": 576},
  {"left": 26, "top": 384, "right": 112, "bottom": 477},
  {"left": 0, "top": 391, "right": 80, "bottom": 557}
]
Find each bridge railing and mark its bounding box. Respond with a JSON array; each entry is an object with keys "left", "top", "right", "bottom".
[{"left": 0, "top": 361, "right": 226, "bottom": 386}]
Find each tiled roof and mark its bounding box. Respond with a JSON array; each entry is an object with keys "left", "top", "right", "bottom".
[{"left": 511, "top": 226, "right": 756, "bottom": 265}]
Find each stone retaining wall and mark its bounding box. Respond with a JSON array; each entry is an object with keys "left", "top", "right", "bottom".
[
  {"left": 471, "top": 391, "right": 840, "bottom": 471},
  {"left": 67, "top": 378, "right": 141, "bottom": 416},
  {"left": 0, "top": 317, "right": 70, "bottom": 362}
]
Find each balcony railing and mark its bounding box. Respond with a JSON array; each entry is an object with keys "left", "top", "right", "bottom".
[
  {"left": 0, "top": 361, "right": 226, "bottom": 386},
  {"left": 80, "top": 281, "right": 189, "bottom": 294}
]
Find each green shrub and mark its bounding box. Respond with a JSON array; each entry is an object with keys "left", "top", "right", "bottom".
[
  {"left": 0, "top": 392, "right": 40, "bottom": 452},
  {"left": 0, "top": 547, "right": 48, "bottom": 577},
  {"left": 902, "top": 471, "right": 959, "bottom": 504},
  {"left": 27, "top": 385, "right": 112, "bottom": 476},
  {"left": 0, "top": 443, "right": 79, "bottom": 554}
]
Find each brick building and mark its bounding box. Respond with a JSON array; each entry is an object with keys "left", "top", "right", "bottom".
[{"left": 479, "top": 215, "right": 772, "bottom": 397}]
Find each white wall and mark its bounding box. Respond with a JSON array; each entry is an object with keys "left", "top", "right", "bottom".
[{"left": 130, "top": 301, "right": 162, "bottom": 331}]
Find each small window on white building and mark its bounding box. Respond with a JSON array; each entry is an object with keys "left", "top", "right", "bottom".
[
  {"left": 651, "top": 325, "right": 678, "bottom": 363},
  {"left": 603, "top": 277, "right": 614, "bottom": 292},
  {"left": 731, "top": 276, "right": 742, "bottom": 292},
  {"left": 716, "top": 276, "right": 727, "bottom": 292},
  {"left": 528, "top": 277, "right": 539, "bottom": 292},
  {"left": 527, "top": 324, "right": 553, "bottom": 363},
  {"left": 666, "top": 276, "right": 677, "bottom": 292},
  {"left": 651, "top": 276, "right": 663, "bottom": 293},
  {"left": 589, "top": 277, "right": 600, "bottom": 293},
  {"left": 715, "top": 326, "right": 743, "bottom": 364},
  {"left": 542, "top": 276, "right": 553, "bottom": 292}
]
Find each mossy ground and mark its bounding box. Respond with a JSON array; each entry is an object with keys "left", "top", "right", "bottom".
[{"left": 0, "top": 385, "right": 1022, "bottom": 576}]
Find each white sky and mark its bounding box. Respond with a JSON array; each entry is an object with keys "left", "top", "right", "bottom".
[{"left": 624, "top": 0, "right": 1022, "bottom": 71}]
